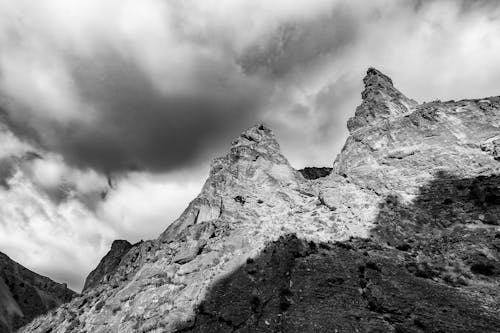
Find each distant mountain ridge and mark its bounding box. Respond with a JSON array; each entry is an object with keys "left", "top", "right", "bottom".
[
  {"left": 0, "top": 252, "right": 75, "bottom": 333},
  {"left": 83, "top": 240, "right": 133, "bottom": 292},
  {"left": 20, "top": 68, "right": 500, "bottom": 332}
]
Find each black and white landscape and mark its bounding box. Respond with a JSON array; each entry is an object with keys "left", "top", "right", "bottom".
[{"left": 1, "top": 1, "right": 500, "bottom": 332}]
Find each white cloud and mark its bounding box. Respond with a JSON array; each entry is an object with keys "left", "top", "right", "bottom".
[
  {"left": 97, "top": 170, "right": 204, "bottom": 242},
  {"left": 0, "top": 167, "right": 113, "bottom": 291},
  {"left": 0, "top": 124, "right": 203, "bottom": 291}
]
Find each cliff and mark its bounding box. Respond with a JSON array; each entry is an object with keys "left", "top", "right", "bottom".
[
  {"left": 0, "top": 252, "right": 75, "bottom": 333},
  {"left": 82, "top": 240, "right": 133, "bottom": 291},
  {"left": 20, "top": 68, "right": 500, "bottom": 333}
]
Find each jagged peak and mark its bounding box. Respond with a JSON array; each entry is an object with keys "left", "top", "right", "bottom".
[
  {"left": 347, "top": 67, "right": 417, "bottom": 132},
  {"left": 160, "top": 123, "right": 293, "bottom": 243},
  {"left": 231, "top": 123, "right": 277, "bottom": 147},
  {"left": 364, "top": 67, "right": 393, "bottom": 86},
  {"left": 110, "top": 239, "right": 132, "bottom": 250},
  {"left": 225, "top": 123, "right": 287, "bottom": 165},
  {"left": 83, "top": 239, "right": 133, "bottom": 291}
]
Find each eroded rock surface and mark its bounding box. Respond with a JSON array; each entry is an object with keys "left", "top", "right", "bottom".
[
  {"left": 83, "top": 240, "right": 133, "bottom": 291},
  {"left": 21, "top": 68, "right": 500, "bottom": 333},
  {"left": 298, "top": 167, "right": 333, "bottom": 180},
  {"left": 0, "top": 252, "right": 75, "bottom": 333}
]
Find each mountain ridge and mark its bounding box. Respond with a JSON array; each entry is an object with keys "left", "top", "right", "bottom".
[
  {"left": 0, "top": 251, "right": 75, "bottom": 333},
  {"left": 20, "top": 68, "right": 500, "bottom": 332}
]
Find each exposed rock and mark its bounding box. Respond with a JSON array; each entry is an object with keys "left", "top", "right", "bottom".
[
  {"left": 20, "top": 68, "right": 500, "bottom": 333},
  {"left": 83, "top": 240, "right": 133, "bottom": 291},
  {"left": 0, "top": 252, "right": 75, "bottom": 333},
  {"left": 480, "top": 135, "right": 500, "bottom": 160},
  {"left": 298, "top": 167, "right": 332, "bottom": 180},
  {"left": 187, "top": 235, "right": 500, "bottom": 333},
  {"left": 347, "top": 67, "right": 418, "bottom": 132}
]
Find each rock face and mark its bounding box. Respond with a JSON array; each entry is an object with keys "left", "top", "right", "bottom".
[
  {"left": 347, "top": 67, "right": 418, "bottom": 132},
  {"left": 83, "top": 240, "right": 133, "bottom": 291},
  {"left": 298, "top": 167, "right": 332, "bottom": 180},
  {"left": 0, "top": 252, "right": 75, "bottom": 333},
  {"left": 21, "top": 68, "right": 500, "bottom": 333}
]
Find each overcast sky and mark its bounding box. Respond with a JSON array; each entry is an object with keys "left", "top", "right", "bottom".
[{"left": 1, "top": 0, "right": 500, "bottom": 291}]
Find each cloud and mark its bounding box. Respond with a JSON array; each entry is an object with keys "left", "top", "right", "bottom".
[
  {"left": 237, "top": 6, "right": 358, "bottom": 79},
  {"left": 256, "top": 0, "right": 500, "bottom": 168},
  {"left": 0, "top": 150, "right": 204, "bottom": 291},
  {"left": 0, "top": 0, "right": 340, "bottom": 174},
  {"left": 0, "top": 123, "right": 203, "bottom": 291},
  {"left": 0, "top": 164, "right": 114, "bottom": 291},
  {"left": 97, "top": 170, "right": 204, "bottom": 242}
]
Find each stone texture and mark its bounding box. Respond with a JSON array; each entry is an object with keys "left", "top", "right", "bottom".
[
  {"left": 298, "top": 167, "right": 332, "bottom": 180},
  {"left": 83, "top": 240, "right": 133, "bottom": 291},
  {"left": 187, "top": 235, "right": 500, "bottom": 333},
  {"left": 0, "top": 252, "right": 75, "bottom": 333},
  {"left": 347, "top": 67, "right": 418, "bottom": 132},
  {"left": 20, "top": 68, "right": 500, "bottom": 333}
]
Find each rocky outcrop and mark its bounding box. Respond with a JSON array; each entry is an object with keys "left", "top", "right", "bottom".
[
  {"left": 83, "top": 240, "right": 133, "bottom": 291},
  {"left": 298, "top": 167, "right": 332, "bottom": 180},
  {"left": 0, "top": 252, "right": 75, "bottom": 333},
  {"left": 20, "top": 68, "right": 500, "bottom": 333},
  {"left": 347, "top": 67, "right": 418, "bottom": 132}
]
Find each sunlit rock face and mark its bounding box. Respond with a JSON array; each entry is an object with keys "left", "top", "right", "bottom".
[
  {"left": 0, "top": 252, "right": 75, "bottom": 333},
  {"left": 21, "top": 68, "right": 500, "bottom": 333},
  {"left": 346, "top": 67, "right": 418, "bottom": 132}
]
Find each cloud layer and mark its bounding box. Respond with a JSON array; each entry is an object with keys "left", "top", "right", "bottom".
[
  {"left": 2, "top": 0, "right": 500, "bottom": 171},
  {"left": 1, "top": 0, "right": 500, "bottom": 290}
]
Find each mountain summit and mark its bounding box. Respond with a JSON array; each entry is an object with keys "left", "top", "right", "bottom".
[
  {"left": 347, "top": 67, "right": 418, "bottom": 132},
  {"left": 21, "top": 69, "right": 500, "bottom": 333}
]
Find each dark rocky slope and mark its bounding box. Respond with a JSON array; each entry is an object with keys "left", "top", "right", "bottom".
[
  {"left": 83, "top": 240, "right": 133, "bottom": 291},
  {"left": 0, "top": 252, "right": 75, "bottom": 333},
  {"left": 298, "top": 167, "right": 333, "bottom": 180},
  {"left": 21, "top": 68, "right": 500, "bottom": 332},
  {"left": 189, "top": 235, "right": 500, "bottom": 333}
]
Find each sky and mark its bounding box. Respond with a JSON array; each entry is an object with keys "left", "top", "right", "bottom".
[{"left": 0, "top": 0, "right": 500, "bottom": 291}]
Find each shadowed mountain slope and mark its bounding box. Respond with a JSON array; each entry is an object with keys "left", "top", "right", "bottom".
[
  {"left": 0, "top": 252, "right": 75, "bottom": 333},
  {"left": 83, "top": 240, "right": 133, "bottom": 292},
  {"left": 185, "top": 172, "right": 500, "bottom": 332}
]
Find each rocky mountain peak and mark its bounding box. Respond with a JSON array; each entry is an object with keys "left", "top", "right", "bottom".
[
  {"left": 364, "top": 67, "right": 394, "bottom": 86},
  {"left": 83, "top": 240, "right": 132, "bottom": 292},
  {"left": 19, "top": 68, "right": 500, "bottom": 333},
  {"left": 110, "top": 240, "right": 132, "bottom": 251},
  {"left": 227, "top": 123, "right": 286, "bottom": 165},
  {"left": 347, "top": 67, "right": 418, "bottom": 132},
  {"left": 159, "top": 123, "right": 298, "bottom": 244},
  {"left": 230, "top": 124, "right": 273, "bottom": 146}
]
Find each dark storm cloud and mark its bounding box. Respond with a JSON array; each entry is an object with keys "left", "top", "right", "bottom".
[
  {"left": 414, "top": 0, "right": 500, "bottom": 13},
  {"left": 237, "top": 6, "right": 358, "bottom": 79},
  {"left": 2, "top": 0, "right": 500, "bottom": 174},
  {"left": 29, "top": 51, "right": 269, "bottom": 173},
  {"left": 313, "top": 74, "right": 359, "bottom": 138},
  {"left": 0, "top": 0, "right": 360, "bottom": 174}
]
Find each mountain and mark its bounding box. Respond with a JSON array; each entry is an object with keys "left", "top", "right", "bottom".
[
  {"left": 0, "top": 252, "right": 75, "bottom": 333},
  {"left": 21, "top": 68, "right": 500, "bottom": 332},
  {"left": 83, "top": 240, "right": 133, "bottom": 292}
]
